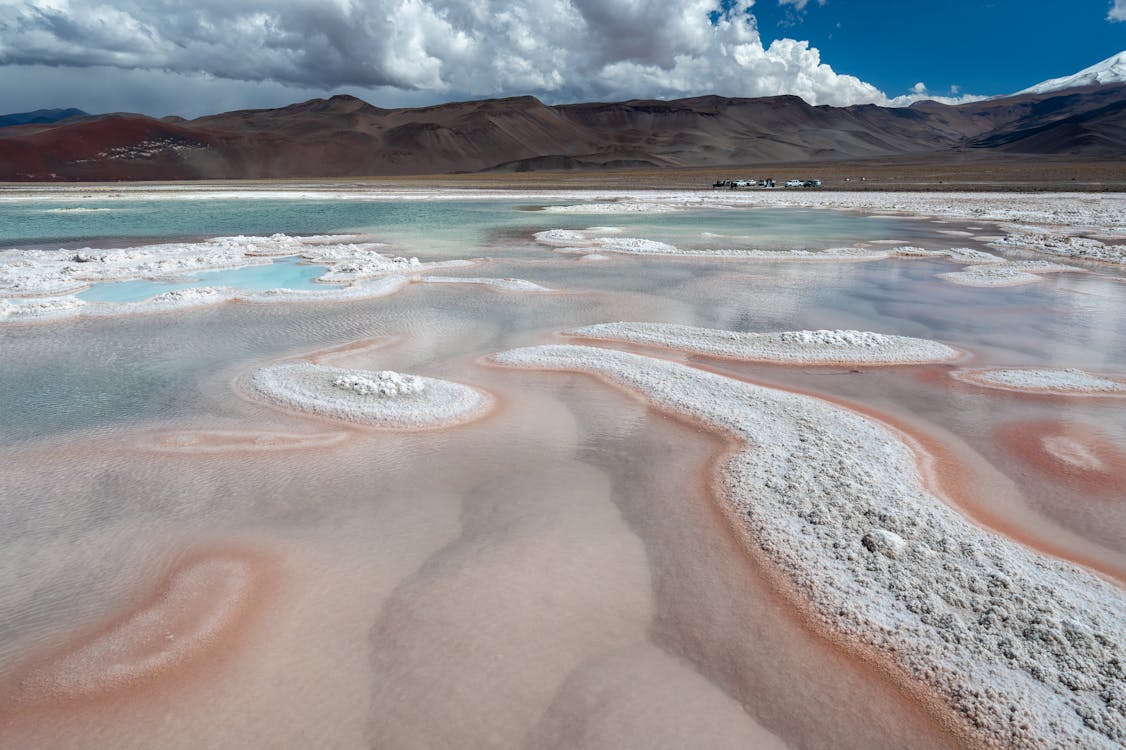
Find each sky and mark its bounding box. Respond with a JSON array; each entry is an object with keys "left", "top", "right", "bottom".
[{"left": 0, "top": 0, "right": 1122, "bottom": 118}]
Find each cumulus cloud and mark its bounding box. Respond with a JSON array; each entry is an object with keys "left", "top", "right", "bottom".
[
  {"left": 0, "top": 0, "right": 981, "bottom": 111},
  {"left": 1110, "top": 0, "right": 1126, "bottom": 21}
]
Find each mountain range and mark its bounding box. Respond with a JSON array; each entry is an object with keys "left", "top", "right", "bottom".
[{"left": 1, "top": 53, "right": 1123, "bottom": 181}]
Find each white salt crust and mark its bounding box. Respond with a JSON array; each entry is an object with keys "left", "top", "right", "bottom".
[
  {"left": 0, "top": 271, "right": 554, "bottom": 324},
  {"left": 0, "top": 233, "right": 474, "bottom": 301},
  {"left": 491, "top": 345, "right": 1125, "bottom": 750},
  {"left": 952, "top": 368, "right": 1126, "bottom": 395},
  {"left": 992, "top": 228, "right": 1126, "bottom": 265},
  {"left": 567, "top": 323, "right": 961, "bottom": 365},
  {"left": 938, "top": 261, "right": 1083, "bottom": 288},
  {"left": 417, "top": 276, "right": 554, "bottom": 292},
  {"left": 0, "top": 232, "right": 568, "bottom": 323},
  {"left": 0, "top": 295, "right": 87, "bottom": 322},
  {"left": 538, "top": 202, "right": 678, "bottom": 214},
  {"left": 247, "top": 362, "right": 491, "bottom": 429},
  {"left": 535, "top": 230, "right": 1004, "bottom": 265}
]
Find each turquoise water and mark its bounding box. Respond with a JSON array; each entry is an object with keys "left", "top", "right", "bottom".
[
  {"left": 0, "top": 198, "right": 928, "bottom": 256},
  {"left": 77, "top": 257, "right": 333, "bottom": 302}
]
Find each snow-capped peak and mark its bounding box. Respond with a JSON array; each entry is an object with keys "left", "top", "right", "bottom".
[{"left": 1017, "top": 51, "right": 1126, "bottom": 95}]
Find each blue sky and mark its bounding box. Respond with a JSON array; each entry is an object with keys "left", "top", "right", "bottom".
[
  {"left": 0, "top": 0, "right": 1122, "bottom": 117},
  {"left": 752, "top": 0, "right": 1126, "bottom": 96}
]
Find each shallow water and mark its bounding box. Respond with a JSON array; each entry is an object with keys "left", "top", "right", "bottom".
[
  {"left": 77, "top": 256, "right": 336, "bottom": 302},
  {"left": 0, "top": 197, "right": 919, "bottom": 256},
  {"left": 1, "top": 192, "right": 1123, "bottom": 748}
]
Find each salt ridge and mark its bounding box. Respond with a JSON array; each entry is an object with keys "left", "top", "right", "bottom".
[
  {"left": 953, "top": 368, "right": 1126, "bottom": 395},
  {"left": 567, "top": 323, "right": 961, "bottom": 365},
  {"left": 247, "top": 362, "right": 491, "bottom": 429},
  {"left": 491, "top": 344, "right": 1125, "bottom": 749}
]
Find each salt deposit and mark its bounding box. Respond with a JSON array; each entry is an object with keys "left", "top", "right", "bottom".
[
  {"left": 332, "top": 371, "right": 426, "bottom": 397},
  {"left": 314, "top": 257, "right": 473, "bottom": 284},
  {"left": 247, "top": 362, "right": 492, "bottom": 429},
  {"left": 567, "top": 323, "right": 961, "bottom": 365},
  {"left": 992, "top": 228, "right": 1126, "bottom": 265},
  {"left": 0, "top": 295, "right": 87, "bottom": 322},
  {"left": 937, "top": 261, "right": 1082, "bottom": 287},
  {"left": 0, "top": 276, "right": 420, "bottom": 323},
  {"left": 952, "top": 368, "right": 1126, "bottom": 395},
  {"left": 535, "top": 230, "right": 1006, "bottom": 265},
  {"left": 29, "top": 186, "right": 1111, "bottom": 269},
  {"left": 491, "top": 344, "right": 1125, "bottom": 749},
  {"left": 418, "top": 276, "right": 554, "bottom": 292},
  {"left": 538, "top": 202, "right": 678, "bottom": 214},
  {"left": 0, "top": 233, "right": 476, "bottom": 302}
]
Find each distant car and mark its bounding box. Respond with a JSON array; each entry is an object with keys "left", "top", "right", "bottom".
[
  {"left": 784, "top": 180, "right": 804, "bottom": 188},
  {"left": 803, "top": 179, "right": 822, "bottom": 188}
]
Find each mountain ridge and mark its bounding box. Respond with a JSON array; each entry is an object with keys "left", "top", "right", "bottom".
[{"left": 2, "top": 66, "right": 1124, "bottom": 181}]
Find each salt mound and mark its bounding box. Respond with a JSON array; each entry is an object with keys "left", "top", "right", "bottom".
[
  {"left": 248, "top": 362, "right": 491, "bottom": 429},
  {"left": 491, "top": 344, "right": 1125, "bottom": 749},
  {"left": 953, "top": 367, "right": 1126, "bottom": 395},
  {"left": 333, "top": 371, "right": 425, "bottom": 397},
  {"left": 567, "top": 322, "right": 960, "bottom": 365}
]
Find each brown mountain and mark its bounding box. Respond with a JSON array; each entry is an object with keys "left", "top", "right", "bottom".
[{"left": 1, "top": 84, "right": 1124, "bottom": 181}]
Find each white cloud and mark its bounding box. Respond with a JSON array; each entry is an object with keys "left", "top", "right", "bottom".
[
  {"left": 777, "top": 0, "right": 826, "bottom": 11},
  {"left": 0, "top": 0, "right": 985, "bottom": 112},
  {"left": 885, "top": 91, "right": 990, "bottom": 107},
  {"left": 1109, "top": 0, "right": 1126, "bottom": 21}
]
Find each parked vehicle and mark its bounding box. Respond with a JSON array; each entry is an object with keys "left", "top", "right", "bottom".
[{"left": 784, "top": 179, "right": 804, "bottom": 188}]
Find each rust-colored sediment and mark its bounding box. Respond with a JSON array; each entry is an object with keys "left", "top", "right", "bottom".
[
  {"left": 0, "top": 544, "right": 276, "bottom": 719},
  {"left": 995, "top": 420, "right": 1126, "bottom": 496}
]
